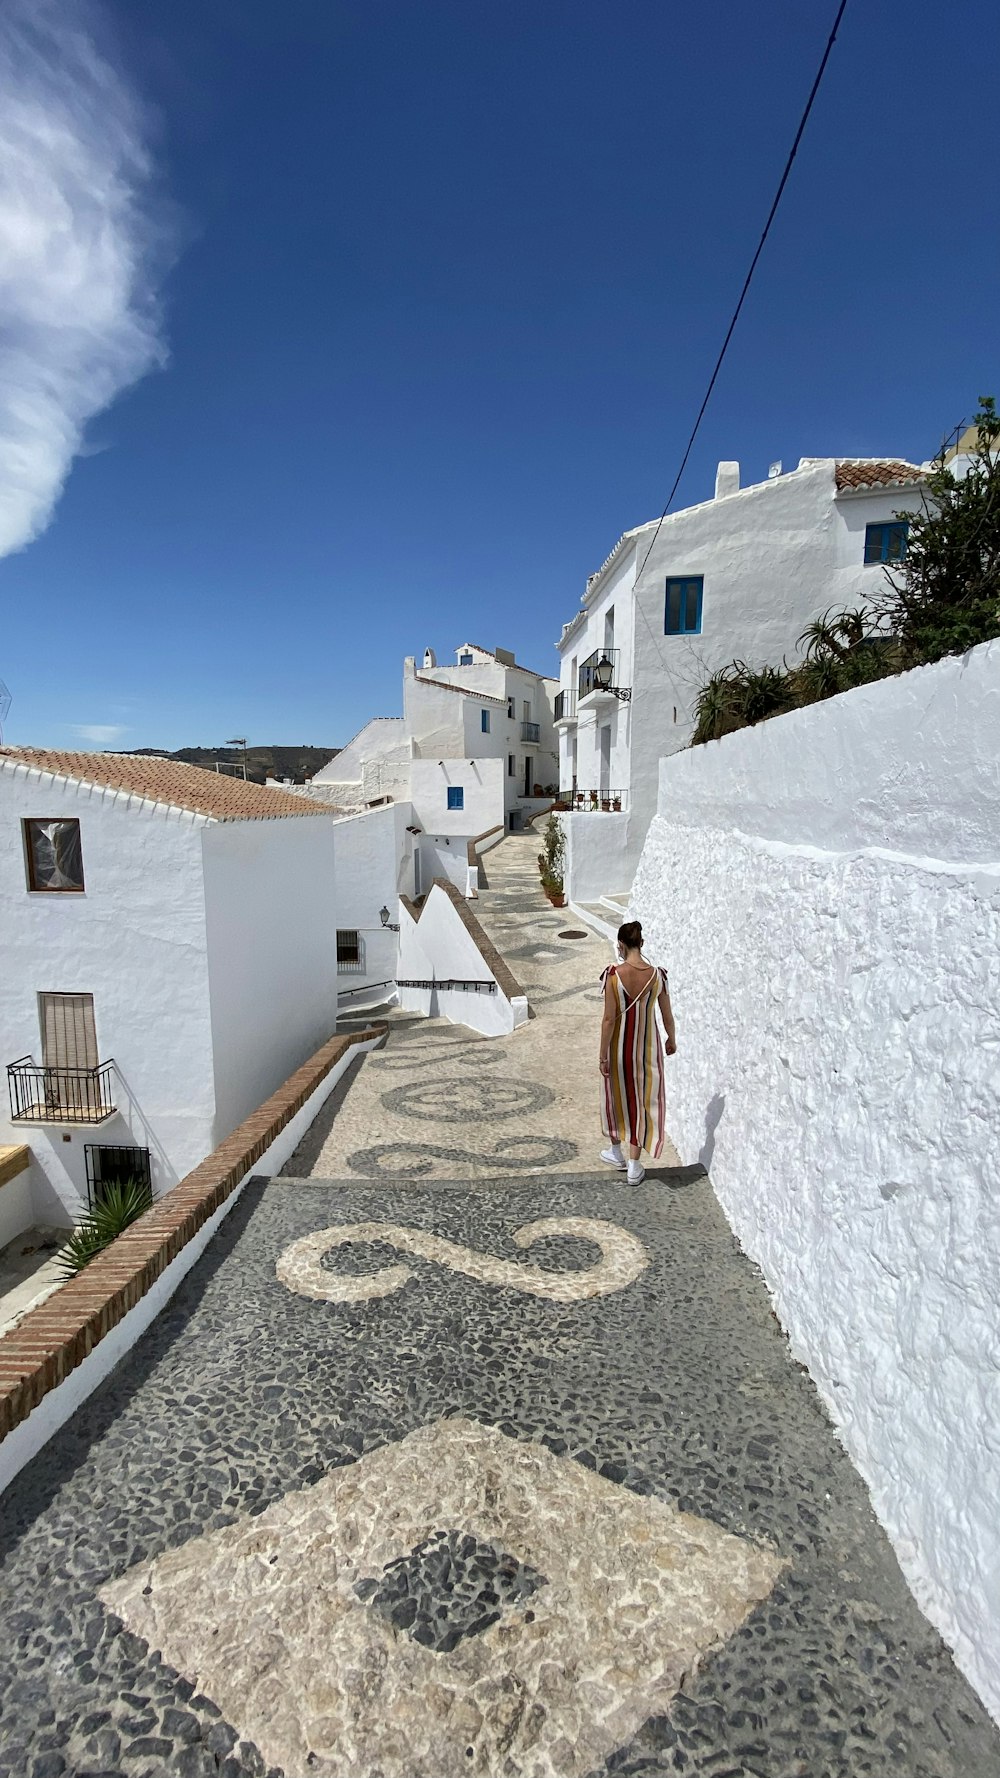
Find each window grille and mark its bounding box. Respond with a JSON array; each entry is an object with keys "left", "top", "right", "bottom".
[
  {"left": 84, "top": 1143, "right": 152, "bottom": 1208},
  {"left": 337, "top": 929, "right": 364, "bottom": 973}
]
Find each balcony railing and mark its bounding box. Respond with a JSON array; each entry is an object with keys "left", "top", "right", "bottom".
[
  {"left": 568, "top": 787, "right": 629, "bottom": 813},
  {"left": 520, "top": 720, "right": 540, "bottom": 743},
  {"left": 7, "top": 1056, "right": 117, "bottom": 1124},
  {"left": 553, "top": 690, "right": 577, "bottom": 723},
  {"left": 578, "top": 648, "right": 630, "bottom": 702}
]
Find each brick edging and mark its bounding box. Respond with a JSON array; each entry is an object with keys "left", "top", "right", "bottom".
[
  {"left": 0, "top": 1024, "right": 387, "bottom": 1443},
  {"left": 400, "top": 879, "right": 525, "bottom": 1004}
]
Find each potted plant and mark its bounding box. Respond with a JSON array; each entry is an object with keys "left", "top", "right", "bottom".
[
  {"left": 589, "top": 789, "right": 599, "bottom": 810},
  {"left": 537, "top": 814, "right": 566, "bottom": 906},
  {"left": 612, "top": 795, "right": 622, "bottom": 811}
]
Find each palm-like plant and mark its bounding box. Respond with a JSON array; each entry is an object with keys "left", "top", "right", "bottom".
[
  {"left": 692, "top": 665, "right": 744, "bottom": 744},
  {"left": 57, "top": 1176, "right": 153, "bottom": 1278}
]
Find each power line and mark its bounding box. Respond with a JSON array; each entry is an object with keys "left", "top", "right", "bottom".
[{"left": 632, "top": 0, "right": 850, "bottom": 593}]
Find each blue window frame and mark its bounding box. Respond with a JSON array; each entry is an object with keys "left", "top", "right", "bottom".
[
  {"left": 481, "top": 709, "right": 490, "bottom": 733},
  {"left": 447, "top": 786, "right": 464, "bottom": 810},
  {"left": 459, "top": 651, "right": 474, "bottom": 664},
  {"left": 665, "top": 576, "right": 703, "bottom": 635},
  {"left": 864, "top": 521, "right": 908, "bottom": 564}
]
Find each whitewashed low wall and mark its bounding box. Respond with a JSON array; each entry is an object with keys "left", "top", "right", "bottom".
[
  {"left": 631, "top": 640, "right": 1000, "bottom": 1721},
  {"left": 398, "top": 886, "right": 527, "bottom": 1035},
  {"left": 561, "top": 811, "right": 629, "bottom": 903}
]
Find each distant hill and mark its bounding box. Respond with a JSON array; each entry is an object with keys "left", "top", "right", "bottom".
[{"left": 122, "top": 745, "right": 339, "bottom": 786}]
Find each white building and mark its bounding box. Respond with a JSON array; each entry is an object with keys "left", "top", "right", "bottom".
[
  {"left": 555, "top": 456, "right": 929, "bottom": 906},
  {"left": 302, "top": 645, "right": 559, "bottom": 1003},
  {"left": 315, "top": 643, "right": 559, "bottom": 831},
  {"left": 0, "top": 749, "right": 338, "bottom": 1236}
]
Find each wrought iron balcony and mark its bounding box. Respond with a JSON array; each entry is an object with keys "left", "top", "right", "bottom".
[
  {"left": 7, "top": 1056, "right": 117, "bottom": 1124},
  {"left": 553, "top": 690, "right": 577, "bottom": 723},
  {"left": 569, "top": 787, "right": 629, "bottom": 813},
  {"left": 520, "top": 720, "right": 540, "bottom": 743},
  {"left": 578, "top": 648, "right": 631, "bottom": 703}
]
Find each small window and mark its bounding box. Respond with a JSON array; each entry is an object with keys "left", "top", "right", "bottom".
[
  {"left": 85, "top": 1143, "right": 152, "bottom": 1209},
  {"left": 507, "top": 754, "right": 515, "bottom": 777},
  {"left": 447, "top": 786, "right": 464, "bottom": 810},
  {"left": 665, "top": 577, "right": 703, "bottom": 636},
  {"left": 24, "top": 819, "right": 85, "bottom": 892},
  {"left": 507, "top": 697, "right": 515, "bottom": 719},
  {"left": 481, "top": 709, "right": 490, "bottom": 733},
  {"left": 336, "top": 929, "right": 361, "bottom": 970},
  {"left": 864, "top": 521, "right": 908, "bottom": 564},
  {"left": 459, "top": 651, "right": 474, "bottom": 665}
]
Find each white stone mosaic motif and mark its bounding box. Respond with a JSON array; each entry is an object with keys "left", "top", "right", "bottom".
[
  {"left": 102, "top": 1417, "right": 784, "bottom": 1778},
  {"left": 275, "top": 1215, "right": 650, "bottom": 1304}
]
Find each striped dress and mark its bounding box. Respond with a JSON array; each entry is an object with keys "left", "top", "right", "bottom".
[{"left": 600, "top": 964, "right": 668, "bottom": 1159}]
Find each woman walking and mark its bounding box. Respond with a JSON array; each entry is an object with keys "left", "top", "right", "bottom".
[{"left": 599, "top": 920, "right": 676, "bottom": 1185}]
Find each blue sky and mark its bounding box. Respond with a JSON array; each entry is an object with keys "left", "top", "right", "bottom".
[{"left": 1, "top": 0, "right": 997, "bottom": 752}]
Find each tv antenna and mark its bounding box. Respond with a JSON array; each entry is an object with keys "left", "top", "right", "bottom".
[{"left": 0, "top": 681, "right": 11, "bottom": 745}]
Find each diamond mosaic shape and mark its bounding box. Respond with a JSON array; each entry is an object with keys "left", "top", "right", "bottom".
[
  {"left": 102, "top": 1418, "right": 784, "bottom": 1778},
  {"left": 355, "top": 1528, "right": 547, "bottom": 1653}
]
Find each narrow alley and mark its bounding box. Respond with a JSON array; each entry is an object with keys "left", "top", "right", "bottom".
[{"left": 0, "top": 837, "right": 997, "bottom": 1777}]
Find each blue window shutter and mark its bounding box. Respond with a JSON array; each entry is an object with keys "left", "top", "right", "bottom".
[
  {"left": 481, "top": 709, "right": 490, "bottom": 732},
  {"left": 865, "top": 521, "right": 909, "bottom": 564},
  {"left": 665, "top": 576, "right": 703, "bottom": 634},
  {"left": 447, "top": 786, "right": 464, "bottom": 810}
]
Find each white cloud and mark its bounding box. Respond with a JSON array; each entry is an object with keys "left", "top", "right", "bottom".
[
  {"left": 0, "top": 0, "right": 168, "bottom": 556},
  {"left": 73, "top": 723, "right": 128, "bottom": 745}
]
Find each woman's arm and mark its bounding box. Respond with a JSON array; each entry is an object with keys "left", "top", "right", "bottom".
[
  {"left": 599, "top": 973, "right": 617, "bottom": 1076},
  {"left": 658, "top": 982, "right": 677, "bottom": 1055}
]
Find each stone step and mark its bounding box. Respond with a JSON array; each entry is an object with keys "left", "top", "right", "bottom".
[{"left": 569, "top": 902, "right": 619, "bottom": 946}]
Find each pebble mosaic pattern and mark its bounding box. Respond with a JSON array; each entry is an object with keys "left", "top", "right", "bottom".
[
  {"left": 1, "top": 1172, "right": 998, "bottom": 1776},
  {"left": 275, "top": 1215, "right": 649, "bottom": 1303},
  {"left": 354, "top": 1527, "right": 547, "bottom": 1654}
]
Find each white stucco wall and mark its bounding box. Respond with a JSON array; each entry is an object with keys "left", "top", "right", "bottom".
[
  {"left": 630, "top": 640, "right": 1000, "bottom": 1721},
  {"left": 200, "top": 816, "right": 339, "bottom": 1143},
  {"left": 332, "top": 803, "right": 413, "bottom": 997},
  {"left": 561, "top": 812, "right": 630, "bottom": 904},
  {"left": 397, "top": 889, "right": 525, "bottom": 1035},
  {"left": 410, "top": 757, "right": 505, "bottom": 842},
  {"left": 0, "top": 766, "right": 218, "bottom": 1221},
  {"left": 312, "top": 718, "right": 406, "bottom": 786}
]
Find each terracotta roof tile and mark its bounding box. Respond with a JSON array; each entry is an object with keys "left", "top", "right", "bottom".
[
  {"left": 0, "top": 749, "right": 332, "bottom": 820},
  {"left": 834, "top": 459, "right": 926, "bottom": 491}
]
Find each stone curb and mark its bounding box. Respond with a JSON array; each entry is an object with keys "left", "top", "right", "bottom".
[{"left": 0, "top": 1024, "right": 387, "bottom": 1443}]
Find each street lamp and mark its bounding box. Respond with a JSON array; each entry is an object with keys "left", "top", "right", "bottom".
[
  {"left": 380, "top": 905, "right": 400, "bottom": 932},
  {"left": 591, "top": 656, "right": 631, "bottom": 702}
]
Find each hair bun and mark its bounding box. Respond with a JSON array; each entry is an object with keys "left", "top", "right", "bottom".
[{"left": 617, "top": 919, "right": 644, "bottom": 950}]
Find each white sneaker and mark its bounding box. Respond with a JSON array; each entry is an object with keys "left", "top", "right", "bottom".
[
  {"left": 626, "top": 1161, "right": 645, "bottom": 1186},
  {"left": 600, "top": 1147, "right": 626, "bottom": 1170}
]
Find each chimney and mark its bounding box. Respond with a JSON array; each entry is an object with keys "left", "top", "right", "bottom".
[
  {"left": 494, "top": 647, "right": 515, "bottom": 666},
  {"left": 715, "top": 461, "right": 740, "bottom": 499}
]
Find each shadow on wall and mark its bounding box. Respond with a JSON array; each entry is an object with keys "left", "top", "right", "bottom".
[{"left": 700, "top": 1093, "right": 725, "bottom": 1173}]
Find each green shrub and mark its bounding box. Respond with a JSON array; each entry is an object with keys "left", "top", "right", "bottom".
[
  {"left": 57, "top": 1176, "right": 154, "bottom": 1279},
  {"left": 537, "top": 813, "right": 565, "bottom": 893}
]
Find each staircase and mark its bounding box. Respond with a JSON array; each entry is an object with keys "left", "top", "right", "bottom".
[{"left": 568, "top": 891, "right": 631, "bottom": 947}]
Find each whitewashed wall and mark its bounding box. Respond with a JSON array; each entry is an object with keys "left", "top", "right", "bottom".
[
  {"left": 410, "top": 757, "right": 505, "bottom": 843},
  {"left": 332, "top": 803, "right": 413, "bottom": 999},
  {"left": 631, "top": 639, "right": 1000, "bottom": 1721},
  {"left": 201, "top": 816, "right": 339, "bottom": 1144},
  {"left": 398, "top": 887, "right": 526, "bottom": 1035},
  {"left": 561, "top": 811, "right": 630, "bottom": 905},
  {"left": 0, "top": 768, "right": 218, "bottom": 1222}
]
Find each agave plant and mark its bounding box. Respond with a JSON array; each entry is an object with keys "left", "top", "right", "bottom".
[
  {"left": 730, "top": 660, "right": 793, "bottom": 726},
  {"left": 57, "top": 1176, "right": 154, "bottom": 1279},
  {"left": 691, "top": 664, "right": 744, "bottom": 744}
]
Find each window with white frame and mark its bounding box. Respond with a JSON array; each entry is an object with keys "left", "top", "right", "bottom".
[{"left": 24, "top": 819, "right": 85, "bottom": 892}]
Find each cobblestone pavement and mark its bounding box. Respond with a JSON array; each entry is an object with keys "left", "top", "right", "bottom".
[
  {"left": 1, "top": 837, "right": 998, "bottom": 1777},
  {"left": 291, "top": 832, "right": 681, "bottom": 1183}
]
